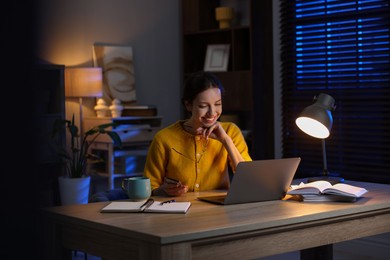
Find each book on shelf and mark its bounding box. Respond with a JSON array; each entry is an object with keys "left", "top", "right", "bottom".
[
  {"left": 287, "top": 181, "right": 368, "bottom": 202},
  {"left": 122, "top": 105, "right": 157, "bottom": 117},
  {"left": 100, "top": 198, "right": 191, "bottom": 214}
]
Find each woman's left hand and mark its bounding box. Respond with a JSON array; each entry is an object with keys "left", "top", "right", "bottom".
[{"left": 200, "top": 122, "right": 228, "bottom": 143}]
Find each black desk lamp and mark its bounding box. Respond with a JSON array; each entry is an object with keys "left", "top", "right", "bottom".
[{"left": 295, "top": 93, "right": 344, "bottom": 185}]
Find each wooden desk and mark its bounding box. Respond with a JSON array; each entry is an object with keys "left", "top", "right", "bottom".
[{"left": 42, "top": 180, "right": 390, "bottom": 260}]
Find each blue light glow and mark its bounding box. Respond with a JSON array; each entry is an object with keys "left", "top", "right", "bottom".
[{"left": 294, "top": 0, "right": 390, "bottom": 93}]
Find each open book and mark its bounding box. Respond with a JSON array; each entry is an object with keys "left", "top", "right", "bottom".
[
  {"left": 287, "top": 181, "right": 368, "bottom": 202},
  {"left": 100, "top": 199, "right": 191, "bottom": 214}
]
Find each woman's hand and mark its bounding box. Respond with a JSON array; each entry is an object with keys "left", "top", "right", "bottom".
[
  {"left": 200, "top": 122, "right": 245, "bottom": 171},
  {"left": 153, "top": 177, "right": 189, "bottom": 197},
  {"left": 199, "top": 122, "right": 228, "bottom": 143}
]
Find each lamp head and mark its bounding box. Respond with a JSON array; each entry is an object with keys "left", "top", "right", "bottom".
[
  {"left": 65, "top": 67, "right": 103, "bottom": 97},
  {"left": 295, "top": 93, "right": 336, "bottom": 139}
]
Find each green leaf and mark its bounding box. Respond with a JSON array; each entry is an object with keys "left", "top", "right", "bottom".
[
  {"left": 107, "top": 131, "right": 122, "bottom": 148},
  {"left": 51, "top": 113, "right": 123, "bottom": 178}
]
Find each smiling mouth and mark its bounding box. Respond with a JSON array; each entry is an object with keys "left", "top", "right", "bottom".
[{"left": 202, "top": 116, "right": 218, "bottom": 125}]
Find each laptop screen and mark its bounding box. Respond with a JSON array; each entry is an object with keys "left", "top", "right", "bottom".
[{"left": 198, "top": 157, "right": 301, "bottom": 205}]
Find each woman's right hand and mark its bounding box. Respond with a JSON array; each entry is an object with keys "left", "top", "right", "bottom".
[{"left": 152, "top": 177, "right": 188, "bottom": 197}]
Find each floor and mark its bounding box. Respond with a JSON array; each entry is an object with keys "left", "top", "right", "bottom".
[{"left": 73, "top": 233, "right": 390, "bottom": 260}]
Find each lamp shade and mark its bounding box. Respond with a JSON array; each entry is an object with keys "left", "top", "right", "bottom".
[
  {"left": 295, "top": 93, "right": 335, "bottom": 139},
  {"left": 65, "top": 67, "right": 103, "bottom": 97}
]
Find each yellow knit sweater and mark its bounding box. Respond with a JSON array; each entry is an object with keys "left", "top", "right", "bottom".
[{"left": 143, "top": 120, "right": 252, "bottom": 192}]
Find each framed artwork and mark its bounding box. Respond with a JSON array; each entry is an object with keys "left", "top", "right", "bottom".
[
  {"left": 204, "top": 44, "right": 230, "bottom": 72},
  {"left": 93, "top": 43, "right": 136, "bottom": 105}
]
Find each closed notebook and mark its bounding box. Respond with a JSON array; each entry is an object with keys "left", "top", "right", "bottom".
[
  {"left": 100, "top": 199, "right": 191, "bottom": 214},
  {"left": 298, "top": 194, "right": 359, "bottom": 202}
]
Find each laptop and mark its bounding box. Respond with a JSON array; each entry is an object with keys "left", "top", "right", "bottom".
[{"left": 197, "top": 157, "right": 301, "bottom": 205}]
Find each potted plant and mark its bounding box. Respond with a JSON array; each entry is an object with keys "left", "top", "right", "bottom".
[{"left": 51, "top": 114, "right": 122, "bottom": 205}]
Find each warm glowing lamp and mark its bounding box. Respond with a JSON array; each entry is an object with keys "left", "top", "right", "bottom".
[
  {"left": 65, "top": 67, "right": 103, "bottom": 136},
  {"left": 296, "top": 93, "right": 344, "bottom": 185},
  {"left": 215, "top": 7, "right": 234, "bottom": 29}
]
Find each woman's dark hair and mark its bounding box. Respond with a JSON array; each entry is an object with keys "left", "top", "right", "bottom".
[{"left": 182, "top": 71, "right": 225, "bottom": 105}]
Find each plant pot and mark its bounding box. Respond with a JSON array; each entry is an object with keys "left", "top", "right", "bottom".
[{"left": 58, "top": 176, "right": 91, "bottom": 205}]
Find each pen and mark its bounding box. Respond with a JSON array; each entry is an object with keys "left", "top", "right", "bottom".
[
  {"left": 160, "top": 199, "right": 176, "bottom": 205},
  {"left": 140, "top": 198, "right": 154, "bottom": 210}
]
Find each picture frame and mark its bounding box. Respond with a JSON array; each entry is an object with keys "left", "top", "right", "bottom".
[
  {"left": 204, "top": 44, "right": 230, "bottom": 72},
  {"left": 93, "top": 43, "right": 136, "bottom": 105}
]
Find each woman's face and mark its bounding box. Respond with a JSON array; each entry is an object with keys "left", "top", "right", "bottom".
[{"left": 186, "top": 87, "right": 222, "bottom": 128}]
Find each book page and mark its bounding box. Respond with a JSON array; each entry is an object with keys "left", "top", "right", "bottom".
[
  {"left": 145, "top": 201, "right": 191, "bottom": 214},
  {"left": 287, "top": 181, "right": 333, "bottom": 195},
  {"left": 100, "top": 200, "right": 148, "bottom": 213},
  {"left": 100, "top": 200, "right": 191, "bottom": 213},
  {"left": 323, "top": 183, "right": 368, "bottom": 197}
]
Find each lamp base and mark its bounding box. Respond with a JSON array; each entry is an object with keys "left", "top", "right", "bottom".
[{"left": 307, "top": 175, "right": 345, "bottom": 185}]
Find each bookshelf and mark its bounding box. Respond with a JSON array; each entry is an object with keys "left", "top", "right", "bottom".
[{"left": 181, "top": 0, "right": 253, "bottom": 148}]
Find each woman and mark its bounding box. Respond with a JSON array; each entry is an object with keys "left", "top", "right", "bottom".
[{"left": 143, "top": 71, "right": 252, "bottom": 196}]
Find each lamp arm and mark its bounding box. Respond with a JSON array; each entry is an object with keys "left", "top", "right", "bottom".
[{"left": 322, "top": 139, "right": 329, "bottom": 177}]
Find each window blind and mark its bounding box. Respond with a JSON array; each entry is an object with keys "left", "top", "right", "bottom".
[{"left": 280, "top": 0, "right": 390, "bottom": 183}]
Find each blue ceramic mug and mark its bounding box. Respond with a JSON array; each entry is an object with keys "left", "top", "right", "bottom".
[{"left": 122, "top": 177, "right": 151, "bottom": 201}]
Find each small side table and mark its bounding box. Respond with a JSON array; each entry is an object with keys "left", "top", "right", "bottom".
[{"left": 83, "top": 116, "right": 162, "bottom": 189}]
